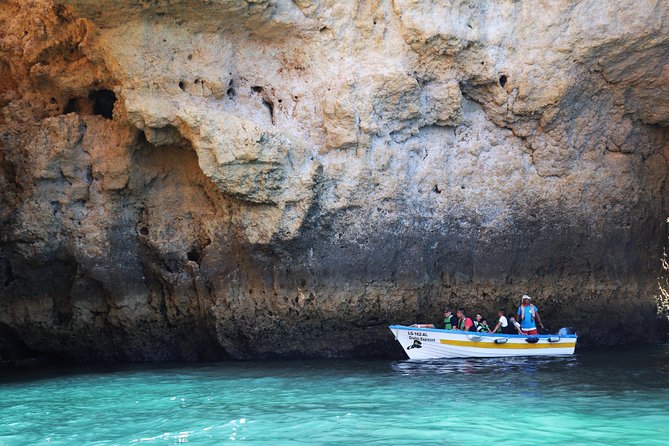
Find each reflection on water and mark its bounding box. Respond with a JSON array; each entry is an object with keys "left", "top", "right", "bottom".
[
  {"left": 0, "top": 345, "right": 667, "bottom": 445},
  {"left": 392, "top": 355, "right": 578, "bottom": 375}
]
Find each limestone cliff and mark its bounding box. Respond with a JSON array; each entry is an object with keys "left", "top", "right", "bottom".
[{"left": 1, "top": 0, "right": 668, "bottom": 361}]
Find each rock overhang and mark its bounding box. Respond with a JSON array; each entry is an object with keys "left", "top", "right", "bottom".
[{"left": 0, "top": 0, "right": 667, "bottom": 361}]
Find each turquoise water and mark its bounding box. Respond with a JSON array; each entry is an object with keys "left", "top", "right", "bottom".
[{"left": 1, "top": 346, "right": 668, "bottom": 445}]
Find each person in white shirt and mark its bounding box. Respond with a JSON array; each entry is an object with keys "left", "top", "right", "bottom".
[{"left": 491, "top": 308, "right": 511, "bottom": 334}]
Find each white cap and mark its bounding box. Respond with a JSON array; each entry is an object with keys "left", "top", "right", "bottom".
[{"left": 521, "top": 294, "right": 532, "bottom": 302}]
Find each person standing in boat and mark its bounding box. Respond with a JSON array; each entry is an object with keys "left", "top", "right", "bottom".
[
  {"left": 443, "top": 308, "right": 458, "bottom": 330},
  {"left": 456, "top": 308, "right": 474, "bottom": 331},
  {"left": 517, "top": 295, "right": 544, "bottom": 335}
]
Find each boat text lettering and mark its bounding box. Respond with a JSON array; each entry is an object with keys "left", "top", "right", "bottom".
[{"left": 408, "top": 331, "right": 435, "bottom": 342}]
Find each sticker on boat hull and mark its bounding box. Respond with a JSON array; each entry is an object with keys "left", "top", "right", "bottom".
[{"left": 407, "top": 340, "right": 422, "bottom": 349}]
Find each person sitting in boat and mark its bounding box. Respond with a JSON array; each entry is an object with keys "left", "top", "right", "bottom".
[
  {"left": 443, "top": 308, "right": 458, "bottom": 330},
  {"left": 517, "top": 295, "right": 544, "bottom": 335},
  {"left": 473, "top": 313, "right": 491, "bottom": 332},
  {"left": 456, "top": 308, "right": 474, "bottom": 331},
  {"left": 491, "top": 308, "right": 513, "bottom": 334},
  {"left": 509, "top": 317, "right": 523, "bottom": 334}
]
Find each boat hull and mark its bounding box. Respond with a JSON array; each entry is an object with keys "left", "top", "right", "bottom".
[{"left": 389, "top": 325, "right": 577, "bottom": 359}]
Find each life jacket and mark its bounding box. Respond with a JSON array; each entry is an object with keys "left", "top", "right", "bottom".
[
  {"left": 458, "top": 317, "right": 473, "bottom": 331},
  {"left": 502, "top": 320, "right": 516, "bottom": 334},
  {"left": 444, "top": 316, "right": 455, "bottom": 330}
]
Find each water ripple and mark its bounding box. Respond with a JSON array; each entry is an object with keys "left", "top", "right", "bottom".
[{"left": 0, "top": 345, "right": 667, "bottom": 445}]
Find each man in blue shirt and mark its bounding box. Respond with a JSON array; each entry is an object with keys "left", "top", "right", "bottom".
[{"left": 517, "top": 295, "right": 544, "bottom": 335}]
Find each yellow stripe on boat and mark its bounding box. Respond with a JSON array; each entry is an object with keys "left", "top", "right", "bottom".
[{"left": 439, "top": 339, "right": 577, "bottom": 349}]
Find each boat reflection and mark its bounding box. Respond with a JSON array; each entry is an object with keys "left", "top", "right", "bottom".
[{"left": 391, "top": 355, "right": 578, "bottom": 376}]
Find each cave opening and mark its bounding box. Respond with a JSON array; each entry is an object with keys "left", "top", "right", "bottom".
[
  {"left": 89, "top": 89, "right": 116, "bottom": 119},
  {"left": 499, "top": 75, "right": 508, "bottom": 87},
  {"left": 187, "top": 247, "right": 201, "bottom": 262},
  {"left": 63, "top": 98, "right": 79, "bottom": 114}
]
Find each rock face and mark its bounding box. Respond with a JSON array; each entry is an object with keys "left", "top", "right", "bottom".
[{"left": 1, "top": 0, "right": 668, "bottom": 361}]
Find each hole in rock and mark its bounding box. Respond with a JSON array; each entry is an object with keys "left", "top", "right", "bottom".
[
  {"left": 499, "top": 75, "right": 508, "bottom": 87},
  {"left": 187, "top": 54, "right": 192, "bottom": 60},
  {"left": 139, "top": 227, "right": 149, "bottom": 236},
  {"left": 89, "top": 89, "right": 116, "bottom": 119},
  {"left": 227, "top": 79, "right": 235, "bottom": 98},
  {"left": 433, "top": 184, "right": 441, "bottom": 194},
  {"left": 187, "top": 247, "right": 201, "bottom": 262},
  {"left": 251, "top": 86, "right": 263, "bottom": 93},
  {"left": 262, "top": 98, "right": 274, "bottom": 124},
  {"left": 179, "top": 81, "right": 185, "bottom": 91},
  {"left": 63, "top": 98, "right": 79, "bottom": 114},
  {"left": 136, "top": 130, "right": 149, "bottom": 145}
]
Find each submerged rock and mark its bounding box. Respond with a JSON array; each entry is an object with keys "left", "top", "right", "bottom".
[{"left": 0, "top": 0, "right": 668, "bottom": 360}]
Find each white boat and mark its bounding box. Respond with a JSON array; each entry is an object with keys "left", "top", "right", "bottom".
[{"left": 389, "top": 325, "right": 577, "bottom": 359}]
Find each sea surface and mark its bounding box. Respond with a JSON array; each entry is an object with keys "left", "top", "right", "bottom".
[{"left": 0, "top": 345, "right": 668, "bottom": 445}]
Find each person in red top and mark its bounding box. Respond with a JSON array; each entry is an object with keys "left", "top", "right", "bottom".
[{"left": 456, "top": 308, "right": 474, "bottom": 331}]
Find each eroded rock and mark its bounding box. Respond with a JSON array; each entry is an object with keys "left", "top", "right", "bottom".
[{"left": 0, "top": 0, "right": 668, "bottom": 361}]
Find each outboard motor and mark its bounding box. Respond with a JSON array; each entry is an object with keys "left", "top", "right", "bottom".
[{"left": 558, "top": 327, "right": 575, "bottom": 336}]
